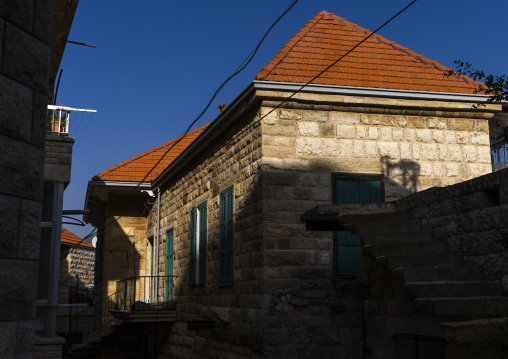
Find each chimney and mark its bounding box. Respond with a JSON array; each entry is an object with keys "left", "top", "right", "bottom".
[{"left": 219, "top": 104, "right": 227, "bottom": 112}]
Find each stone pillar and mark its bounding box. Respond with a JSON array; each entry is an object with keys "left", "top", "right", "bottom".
[{"left": 0, "top": 0, "right": 54, "bottom": 357}]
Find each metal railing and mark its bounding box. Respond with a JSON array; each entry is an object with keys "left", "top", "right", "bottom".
[
  {"left": 47, "top": 105, "right": 71, "bottom": 135},
  {"left": 491, "top": 145, "right": 508, "bottom": 172},
  {"left": 115, "top": 275, "right": 176, "bottom": 311}
]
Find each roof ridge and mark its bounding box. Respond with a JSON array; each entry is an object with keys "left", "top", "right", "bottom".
[
  {"left": 93, "top": 124, "right": 208, "bottom": 181},
  {"left": 255, "top": 11, "right": 326, "bottom": 81}
]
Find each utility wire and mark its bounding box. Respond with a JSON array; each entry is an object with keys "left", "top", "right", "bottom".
[{"left": 60, "top": 0, "right": 301, "bottom": 259}]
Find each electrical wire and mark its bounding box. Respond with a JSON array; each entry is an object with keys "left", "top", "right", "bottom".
[{"left": 60, "top": 0, "right": 301, "bottom": 258}]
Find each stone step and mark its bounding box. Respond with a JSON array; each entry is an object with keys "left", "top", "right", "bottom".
[
  {"left": 441, "top": 317, "right": 508, "bottom": 344},
  {"left": 376, "top": 253, "right": 464, "bottom": 270},
  {"left": 353, "top": 219, "right": 421, "bottom": 235},
  {"left": 362, "top": 231, "right": 434, "bottom": 245},
  {"left": 392, "top": 266, "right": 484, "bottom": 283},
  {"left": 405, "top": 281, "right": 504, "bottom": 298},
  {"left": 341, "top": 210, "right": 409, "bottom": 224},
  {"left": 415, "top": 297, "right": 508, "bottom": 318},
  {"left": 364, "top": 241, "right": 448, "bottom": 257}
]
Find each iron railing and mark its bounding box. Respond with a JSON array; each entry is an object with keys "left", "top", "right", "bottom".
[
  {"left": 47, "top": 105, "right": 71, "bottom": 135},
  {"left": 492, "top": 145, "right": 508, "bottom": 172},
  {"left": 115, "top": 275, "right": 176, "bottom": 311}
]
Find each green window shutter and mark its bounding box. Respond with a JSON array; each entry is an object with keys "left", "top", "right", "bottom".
[
  {"left": 335, "top": 176, "right": 382, "bottom": 277},
  {"left": 219, "top": 186, "right": 234, "bottom": 286},
  {"left": 198, "top": 201, "right": 207, "bottom": 285},
  {"left": 189, "top": 208, "right": 197, "bottom": 285}
]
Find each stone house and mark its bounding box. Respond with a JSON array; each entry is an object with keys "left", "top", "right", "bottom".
[
  {"left": 0, "top": 0, "right": 80, "bottom": 358},
  {"left": 84, "top": 11, "right": 505, "bottom": 358}
]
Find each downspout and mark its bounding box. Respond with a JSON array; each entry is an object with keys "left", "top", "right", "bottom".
[{"left": 155, "top": 187, "right": 161, "bottom": 300}]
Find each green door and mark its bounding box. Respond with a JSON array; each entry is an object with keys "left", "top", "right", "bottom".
[
  {"left": 165, "top": 229, "right": 174, "bottom": 301},
  {"left": 335, "top": 176, "right": 382, "bottom": 277}
]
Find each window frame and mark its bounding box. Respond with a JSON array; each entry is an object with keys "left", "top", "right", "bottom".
[{"left": 189, "top": 201, "right": 207, "bottom": 286}]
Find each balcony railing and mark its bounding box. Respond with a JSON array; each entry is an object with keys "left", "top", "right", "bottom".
[
  {"left": 47, "top": 104, "right": 97, "bottom": 136},
  {"left": 492, "top": 145, "right": 508, "bottom": 172},
  {"left": 115, "top": 275, "right": 176, "bottom": 312}
]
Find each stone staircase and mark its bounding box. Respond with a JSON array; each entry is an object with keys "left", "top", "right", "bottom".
[{"left": 342, "top": 210, "right": 508, "bottom": 346}]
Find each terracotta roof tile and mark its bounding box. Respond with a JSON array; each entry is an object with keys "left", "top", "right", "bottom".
[
  {"left": 61, "top": 227, "right": 94, "bottom": 248},
  {"left": 255, "top": 11, "right": 482, "bottom": 93},
  {"left": 92, "top": 124, "right": 209, "bottom": 182}
]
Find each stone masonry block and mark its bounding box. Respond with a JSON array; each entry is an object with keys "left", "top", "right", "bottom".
[
  {"left": 432, "top": 130, "right": 444, "bottom": 143},
  {"left": 330, "top": 112, "right": 358, "bottom": 124},
  {"left": 476, "top": 120, "right": 489, "bottom": 132},
  {"left": 420, "top": 162, "right": 432, "bottom": 176},
  {"left": 32, "top": 91, "right": 47, "bottom": 147},
  {"left": 33, "top": 0, "right": 53, "bottom": 43},
  {"left": 352, "top": 140, "right": 364, "bottom": 158},
  {"left": 298, "top": 122, "right": 319, "bottom": 136},
  {"left": 462, "top": 145, "right": 476, "bottom": 162},
  {"left": 283, "top": 159, "right": 309, "bottom": 171},
  {"left": 0, "top": 259, "right": 38, "bottom": 319},
  {"left": 279, "top": 109, "right": 302, "bottom": 121},
  {"left": 0, "top": 194, "right": 20, "bottom": 258},
  {"left": 408, "top": 117, "right": 425, "bottom": 128},
  {"left": 263, "top": 124, "right": 297, "bottom": 138},
  {"left": 416, "top": 129, "right": 432, "bottom": 143},
  {"left": 477, "top": 146, "right": 491, "bottom": 163},
  {"left": 365, "top": 142, "right": 377, "bottom": 158},
  {"left": 339, "top": 140, "right": 352, "bottom": 157},
  {"left": 322, "top": 139, "right": 339, "bottom": 157},
  {"left": 471, "top": 133, "right": 490, "bottom": 145},
  {"left": 18, "top": 199, "right": 41, "bottom": 259},
  {"left": 380, "top": 115, "right": 397, "bottom": 127},
  {"left": 456, "top": 132, "right": 469, "bottom": 144},
  {"left": 319, "top": 123, "right": 335, "bottom": 138},
  {"left": 380, "top": 127, "right": 392, "bottom": 141},
  {"left": 303, "top": 110, "right": 328, "bottom": 122},
  {"left": 400, "top": 143, "right": 411, "bottom": 160},
  {"left": 261, "top": 107, "right": 277, "bottom": 125},
  {"left": 445, "top": 131, "right": 456, "bottom": 143},
  {"left": 444, "top": 163, "right": 460, "bottom": 177},
  {"left": 296, "top": 138, "right": 322, "bottom": 156},
  {"left": 360, "top": 114, "right": 380, "bottom": 126},
  {"left": 0, "top": 322, "right": 16, "bottom": 358},
  {"left": 336, "top": 125, "right": 355, "bottom": 139},
  {"left": 0, "top": 0, "right": 33, "bottom": 32},
  {"left": 433, "top": 162, "right": 443, "bottom": 177},
  {"left": 468, "top": 163, "right": 491, "bottom": 177},
  {"left": 377, "top": 142, "right": 399, "bottom": 160},
  {"left": 393, "top": 128, "right": 404, "bottom": 141},
  {"left": 448, "top": 145, "right": 462, "bottom": 162},
  {"left": 420, "top": 144, "right": 436, "bottom": 161},
  {"left": 404, "top": 128, "right": 415, "bottom": 142},
  {"left": 449, "top": 118, "right": 475, "bottom": 131},
  {"left": 397, "top": 117, "right": 408, "bottom": 127},
  {"left": 427, "top": 117, "right": 447, "bottom": 129},
  {"left": 356, "top": 126, "right": 367, "bottom": 139},
  {"left": 437, "top": 144, "right": 447, "bottom": 161},
  {"left": 368, "top": 127, "right": 378, "bottom": 140},
  {"left": 3, "top": 23, "right": 50, "bottom": 93},
  {"left": 0, "top": 74, "right": 32, "bottom": 142}
]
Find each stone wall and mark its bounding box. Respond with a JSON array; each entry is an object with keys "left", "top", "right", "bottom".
[
  {"left": 59, "top": 244, "right": 95, "bottom": 304},
  {"left": 0, "top": 0, "right": 53, "bottom": 357},
  {"left": 44, "top": 134, "right": 75, "bottom": 183}
]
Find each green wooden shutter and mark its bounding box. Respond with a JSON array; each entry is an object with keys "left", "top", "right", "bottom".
[
  {"left": 198, "top": 201, "right": 207, "bottom": 285},
  {"left": 219, "top": 186, "right": 234, "bottom": 285},
  {"left": 189, "top": 208, "right": 197, "bottom": 285},
  {"left": 335, "top": 176, "right": 382, "bottom": 277},
  {"left": 165, "top": 229, "right": 174, "bottom": 301}
]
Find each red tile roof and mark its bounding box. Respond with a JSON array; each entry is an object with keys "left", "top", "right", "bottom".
[
  {"left": 255, "top": 11, "right": 482, "bottom": 94},
  {"left": 92, "top": 124, "right": 209, "bottom": 182},
  {"left": 61, "top": 227, "right": 94, "bottom": 248}
]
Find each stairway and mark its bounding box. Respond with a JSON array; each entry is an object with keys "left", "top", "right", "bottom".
[{"left": 343, "top": 210, "right": 508, "bottom": 346}]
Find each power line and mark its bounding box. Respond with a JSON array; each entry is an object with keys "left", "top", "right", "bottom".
[{"left": 60, "top": 0, "right": 301, "bottom": 258}]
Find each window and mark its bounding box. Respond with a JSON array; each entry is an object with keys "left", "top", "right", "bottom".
[
  {"left": 189, "top": 201, "right": 207, "bottom": 285},
  {"left": 333, "top": 174, "right": 383, "bottom": 278},
  {"left": 219, "top": 186, "right": 234, "bottom": 286}
]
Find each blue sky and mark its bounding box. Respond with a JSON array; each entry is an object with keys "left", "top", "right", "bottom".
[{"left": 60, "top": 0, "right": 508, "bottom": 238}]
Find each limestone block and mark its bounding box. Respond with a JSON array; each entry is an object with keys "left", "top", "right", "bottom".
[
  {"left": 400, "top": 143, "right": 411, "bottom": 160},
  {"left": 462, "top": 145, "right": 476, "bottom": 162},
  {"left": 283, "top": 159, "right": 309, "bottom": 171},
  {"left": 380, "top": 115, "right": 397, "bottom": 127},
  {"left": 33, "top": 0, "right": 53, "bottom": 43},
  {"left": 0, "top": 134, "right": 44, "bottom": 200},
  {"left": 319, "top": 123, "right": 335, "bottom": 138},
  {"left": 456, "top": 132, "right": 469, "bottom": 144},
  {"left": 416, "top": 129, "right": 432, "bottom": 143},
  {"left": 427, "top": 117, "right": 447, "bottom": 129},
  {"left": 18, "top": 199, "right": 41, "bottom": 259},
  {"left": 0, "top": 322, "right": 16, "bottom": 358},
  {"left": 471, "top": 133, "right": 490, "bottom": 145},
  {"left": 336, "top": 125, "right": 356, "bottom": 139},
  {"left": 308, "top": 157, "right": 380, "bottom": 173},
  {"left": 368, "top": 127, "right": 378, "bottom": 140},
  {"left": 323, "top": 139, "right": 339, "bottom": 157},
  {"left": 404, "top": 128, "right": 415, "bottom": 142},
  {"left": 352, "top": 140, "right": 364, "bottom": 158},
  {"left": 260, "top": 107, "right": 277, "bottom": 125},
  {"left": 420, "top": 162, "right": 433, "bottom": 176},
  {"left": 444, "top": 163, "right": 460, "bottom": 177},
  {"left": 433, "top": 163, "right": 443, "bottom": 177},
  {"left": 397, "top": 117, "right": 408, "bottom": 127},
  {"left": 0, "top": 0, "right": 33, "bottom": 32},
  {"left": 279, "top": 109, "right": 301, "bottom": 121},
  {"left": 17, "top": 320, "right": 35, "bottom": 358},
  {"left": 0, "top": 194, "right": 20, "bottom": 258},
  {"left": 303, "top": 110, "right": 328, "bottom": 122},
  {"left": 3, "top": 23, "right": 50, "bottom": 93},
  {"left": 476, "top": 120, "right": 489, "bottom": 132},
  {"left": 298, "top": 122, "right": 319, "bottom": 136},
  {"left": 365, "top": 142, "right": 377, "bottom": 158},
  {"left": 408, "top": 117, "right": 426, "bottom": 128},
  {"left": 263, "top": 124, "right": 297, "bottom": 138},
  {"left": 468, "top": 163, "right": 491, "bottom": 177},
  {"left": 356, "top": 126, "right": 367, "bottom": 139},
  {"left": 448, "top": 145, "right": 462, "bottom": 162},
  {"left": 339, "top": 140, "right": 352, "bottom": 157},
  {"left": 330, "top": 112, "right": 358, "bottom": 124},
  {"left": 377, "top": 142, "right": 399, "bottom": 159},
  {"left": 477, "top": 146, "right": 491, "bottom": 164},
  {"left": 421, "top": 144, "right": 436, "bottom": 161},
  {"left": 432, "top": 130, "right": 444, "bottom": 143},
  {"left": 380, "top": 127, "right": 392, "bottom": 141},
  {"left": 32, "top": 92, "right": 47, "bottom": 148},
  {"left": 0, "top": 74, "right": 32, "bottom": 142},
  {"left": 360, "top": 114, "right": 380, "bottom": 126},
  {"left": 296, "top": 138, "right": 322, "bottom": 156},
  {"left": 260, "top": 157, "right": 284, "bottom": 170},
  {"left": 437, "top": 144, "right": 447, "bottom": 161},
  {"left": 0, "top": 259, "right": 38, "bottom": 319},
  {"left": 393, "top": 128, "right": 404, "bottom": 141},
  {"left": 273, "top": 136, "right": 291, "bottom": 147},
  {"left": 445, "top": 131, "right": 456, "bottom": 143}
]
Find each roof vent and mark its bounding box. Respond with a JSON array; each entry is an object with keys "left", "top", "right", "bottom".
[{"left": 219, "top": 104, "right": 227, "bottom": 112}]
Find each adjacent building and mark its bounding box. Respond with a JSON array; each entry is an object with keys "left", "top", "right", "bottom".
[{"left": 84, "top": 11, "right": 506, "bottom": 358}]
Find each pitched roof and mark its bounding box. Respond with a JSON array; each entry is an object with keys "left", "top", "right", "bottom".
[
  {"left": 255, "top": 11, "right": 482, "bottom": 94},
  {"left": 92, "top": 124, "right": 209, "bottom": 182},
  {"left": 61, "top": 227, "right": 94, "bottom": 248}
]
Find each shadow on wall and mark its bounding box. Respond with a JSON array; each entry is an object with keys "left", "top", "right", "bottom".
[{"left": 380, "top": 155, "right": 420, "bottom": 201}]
